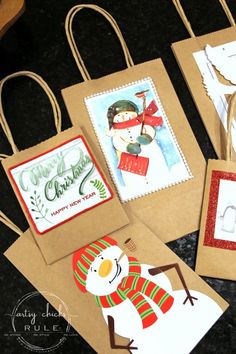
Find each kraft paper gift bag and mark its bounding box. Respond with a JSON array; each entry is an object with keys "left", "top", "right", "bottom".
[
  {"left": 61, "top": 4, "right": 206, "bottom": 244},
  {"left": 196, "top": 92, "right": 236, "bottom": 281},
  {"left": 1, "top": 211, "right": 228, "bottom": 354},
  {"left": 171, "top": 0, "right": 236, "bottom": 161},
  {"left": 0, "top": 71, "right": 129, "bottom": 264}
]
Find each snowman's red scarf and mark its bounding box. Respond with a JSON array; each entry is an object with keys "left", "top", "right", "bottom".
[
  {"left": 112, "top": 100, "right": 163, "bottom": 130},
  {"left": 95, "top": 257, "right": 174, "bottom": 329}
]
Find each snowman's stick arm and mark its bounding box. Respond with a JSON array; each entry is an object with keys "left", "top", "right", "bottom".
[
  {"left": 148, "top": 263, "right": 197, "bottom": 305},
  {"left": 107, "top": 315, "right": 138, "bottom": 352},
  {"left": 140, "top": 96, "right": 146, "bottom": 135}
]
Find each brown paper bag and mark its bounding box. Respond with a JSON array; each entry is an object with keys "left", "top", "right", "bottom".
[
  {"left": 1, "top": 211, "right": 228, "bottom": 354},
  {"left": 196, "top": 92, "right": 236, "bottom": 281},
  {"left": 61, "top": 4, "right": 206, "bottom": 244},
  {"left": 0, "top": 71, "right": 129, "bottom": 264},
  {"left": 171, "top": 0, "right": 236, "bottom": 161}
]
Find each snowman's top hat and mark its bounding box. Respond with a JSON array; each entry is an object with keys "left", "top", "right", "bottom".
[
  {"left": 107, "top": 100, "right": 139, "bottom": 129},
  {"left": 73, "top": 236, "right": 117, "bottom": 292}
]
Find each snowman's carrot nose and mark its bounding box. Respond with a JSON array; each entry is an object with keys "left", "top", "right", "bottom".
[{"left": 98, "top": 260, "right": 113, "bottom": 278}]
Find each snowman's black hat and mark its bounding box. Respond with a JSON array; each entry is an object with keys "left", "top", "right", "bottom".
[{"left": 107, "top": 100, "right": 139, "bottom": 129}]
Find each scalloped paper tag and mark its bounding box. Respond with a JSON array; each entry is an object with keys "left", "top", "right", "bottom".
[
  {"left": 8, "top": 135, "right": 113, "bottom": 234},
  {"left": 85, "top": 77, "right": 192, "bottom": 202}
]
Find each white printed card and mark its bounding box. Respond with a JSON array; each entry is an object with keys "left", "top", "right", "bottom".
[
  {"left": 9, "top": 135, "right": 113, "bottom": 234},
  {"left": 193, "top": 41, "right": 236, "bottom": 151},
  {"left": 85, "top": 77, "right": 192, "bottom": 202}
]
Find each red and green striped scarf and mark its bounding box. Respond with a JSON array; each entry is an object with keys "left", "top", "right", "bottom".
[{"left": 95, "top": 257, "right": 174, "bottom": 329}]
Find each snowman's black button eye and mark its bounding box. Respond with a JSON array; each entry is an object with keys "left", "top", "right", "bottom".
[
  {"left": 94, "top": 270, "right": 97, "bottom": 272},
  {"left": 101, "top": 257, "right": 104, "bottom": 260}
]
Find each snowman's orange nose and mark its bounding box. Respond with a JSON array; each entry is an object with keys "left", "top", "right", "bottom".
[{"left": 98, "top": 259, "right": 113, "bottom": 278}]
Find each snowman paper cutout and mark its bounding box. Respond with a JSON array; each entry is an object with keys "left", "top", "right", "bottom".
[
  {"left": 106, "top": 95, "right": 170, "bottom": 190},
  {"left": 73, "top": 236, "right": 223, "bottom": 354}
]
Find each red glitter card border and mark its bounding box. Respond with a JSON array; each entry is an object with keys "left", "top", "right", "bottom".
[{"left": 204, "top": 170, "right": 236, "bottom": 250}]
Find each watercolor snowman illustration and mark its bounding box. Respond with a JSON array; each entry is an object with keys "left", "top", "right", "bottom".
[
  {"left": 105, "top": 90, "right": 171, "bottom": 190},
  {"left": 73, "top": 236, "right": 223, "bottom": 354}
]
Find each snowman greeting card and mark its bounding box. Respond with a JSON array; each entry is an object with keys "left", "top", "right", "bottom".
[
  {"left": 62, "top": 55, "right": 206, "bottom": 243},
  {"left": 85, "top": 78, "right": 192, "bottom": 202}
]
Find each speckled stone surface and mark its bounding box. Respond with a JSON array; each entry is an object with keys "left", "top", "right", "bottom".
[{"left": 0, "top": 1, "right": 235, "bottom": 353}]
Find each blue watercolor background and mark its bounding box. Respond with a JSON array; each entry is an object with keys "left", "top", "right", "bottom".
[{"left": 86, "top": 80, "right": 181, "bottom": 186}]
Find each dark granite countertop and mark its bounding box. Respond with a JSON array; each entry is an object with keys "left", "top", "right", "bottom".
[{"left": 0, "top": 1, "right": 235, "bottom": 353}]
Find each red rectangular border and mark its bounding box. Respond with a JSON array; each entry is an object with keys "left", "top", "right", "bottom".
[
  {"left": 8, "top": 135, "right": 113, "bottom": 235},
  {"left": 204, "top": 170, "right": 236, "bottom": 250}
]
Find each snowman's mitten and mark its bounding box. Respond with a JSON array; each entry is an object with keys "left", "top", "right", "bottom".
[
  {"left": 126, "top": 143, "right": 141, "bottom": 155},
  {"left": 136, "top": 133, "right": 153, "bottom": 145}
]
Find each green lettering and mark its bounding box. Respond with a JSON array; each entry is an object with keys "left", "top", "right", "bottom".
[
  {"left": 44, "top": 180, "right": 57, "bottom": 201},
  {"left": 57, "top": 153, "right": 66, "bottom": 177},
  {"left": 79, "top": 163, "right": 95, "bottom": 195},
  {"left": 43, "top": 150, "right": 94, "bottom": 201},
  {"left": 55, "top": 181, "right": 64, "bottom": 198},
  {"left": 19, "top": 170, "right": 29, "bottom": 191}
]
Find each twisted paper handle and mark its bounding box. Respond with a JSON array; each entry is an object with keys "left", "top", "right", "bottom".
[
  {"left": 172, "top": 0, "right": 195, "bottom": 37},
  {"left": 0, "top": 71, "right": 62, "bottom": 154},
  {"left": 172, "top": 0, "right": 235, "bottom": 37},
  {"left": 65, "top": 4, "right": 134, "bottom": 81},
  {"left": 0, "top": 211, "right": 22, "bottom": 236},
  {"left": 219, "top": 0, "right": 235, "bottom": 26},
  {"left": 226, "top": 92, "right": 236, "bottom": 162},
  {"left": 0, "top": 154, "right": 9, "bottom": 160}
]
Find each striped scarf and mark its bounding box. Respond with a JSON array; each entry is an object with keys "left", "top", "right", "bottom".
[{"left": 95, "top": 257, "right": 174, "bottom": 329}]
